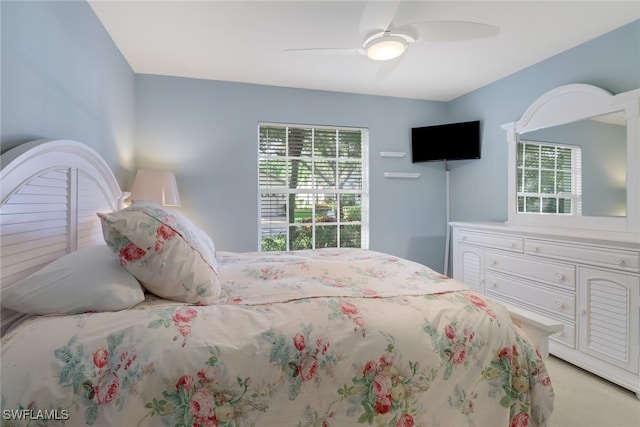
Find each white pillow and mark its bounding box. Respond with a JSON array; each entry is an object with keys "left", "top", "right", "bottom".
[
  {"left": 97, "top": 201, "right": 220, "bottom": 304},
  {"left": 1, "top": 245, "right": 145, "bottom": 315}
]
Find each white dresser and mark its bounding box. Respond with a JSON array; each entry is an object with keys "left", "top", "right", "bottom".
[{"left": 451, "top": 221, "right": 640, "bottom": 397}]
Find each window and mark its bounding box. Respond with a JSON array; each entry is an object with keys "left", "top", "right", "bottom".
[
  {"left": 258, "top": 123, "right": 369, "bottom": 251},
  {"left": 517, "top": 140, "right": 582, "bottom": 214}
]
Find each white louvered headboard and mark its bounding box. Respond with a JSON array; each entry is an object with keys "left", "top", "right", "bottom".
[{"left": 0, "top": 139, "right": 126, "bottom": 334}]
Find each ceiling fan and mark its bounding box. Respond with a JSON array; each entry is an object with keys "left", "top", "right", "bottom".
[{"left": 284, "top": 2, "right": 499, "bottom": 62}]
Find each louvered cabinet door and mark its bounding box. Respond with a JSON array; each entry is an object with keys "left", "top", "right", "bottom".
[
  {"left": 454, "top": 243, "right": 485, "bottom": 292},
  {"left": 578, "top": 267, "right": 640, "bottom": 374}
]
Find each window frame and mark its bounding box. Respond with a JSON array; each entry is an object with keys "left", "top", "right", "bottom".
[
  {"left": 516, "top": 139, "right": 582, "bottom": 215},
  {"left": 257, "top": 122, "right": 369, "bottom": 251}
]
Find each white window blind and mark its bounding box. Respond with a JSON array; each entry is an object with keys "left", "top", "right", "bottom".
[
  {"left": 517, "top": 140, "right": 582, "bottom": 215},
  {"left": 258, "top": 123, "right": 369, "bottom": 251}
]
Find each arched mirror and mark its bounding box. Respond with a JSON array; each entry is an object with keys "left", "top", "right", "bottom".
[{"left": 502, "top": 84, "right": 639, "bottom": 232}]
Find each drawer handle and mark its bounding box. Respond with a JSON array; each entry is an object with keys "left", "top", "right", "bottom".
[
  {"left": 490, "top": 282, "right": 498, "bottom": 289},
  {"left": 555, "top": 300, "right": 564, "bottom": 310},
  {"left": 532, "top": 246, "right": 540, "bottom": 253},
  {"left": 614, "top": 257, "right": 625, "bottom": 266},
  {"left": 554, "top": 272, "right": 565, "bottom": 281},
  {"left": 461, "top": 236, "right": 467, "bottom": 241},
  {"left": 579, "top": 308, "right": 587, "bottom": 315}
]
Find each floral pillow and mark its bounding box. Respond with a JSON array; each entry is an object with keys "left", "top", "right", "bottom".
[{"left": 98, "top": 201, "right": 220, "bottom": 304}]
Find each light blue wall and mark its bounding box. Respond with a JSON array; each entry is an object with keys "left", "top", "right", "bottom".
[
  {"left": 135, "top": 76, "right": 449, "bottom": 268},
  {"left": 0, "top": 0, "right": 136, "bottom": 179}
]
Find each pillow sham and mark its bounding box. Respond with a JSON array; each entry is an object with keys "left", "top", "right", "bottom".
[
  {"left": 1, "top": 245, "right": 145, "bottom": 315},
  {"left": 97, "top": 201, "right": 220, "bottom": 304}
]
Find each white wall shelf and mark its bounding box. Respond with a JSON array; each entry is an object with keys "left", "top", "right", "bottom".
[
  {"left": 379, "top": 151, "right": 406, "bottom": 158},
  {"left": 383, "top": 172, "right": 420, "bottom": 179}
]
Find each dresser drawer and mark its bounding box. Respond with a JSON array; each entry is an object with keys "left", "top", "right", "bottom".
[
  {"left": 486, "top": 251, "right": 576, "bottom": 290},
  {"left": 526, "top": 239, "right": 640, "bottom": 273},
  {"left": 488, "top": 290, "right": 576, "bottom": 348},
  {"left": 486, "top": 273, "right": 575, "bottom": 320},
  {"left": 456, "top": 230, "right": 523, "bottom": 252}
]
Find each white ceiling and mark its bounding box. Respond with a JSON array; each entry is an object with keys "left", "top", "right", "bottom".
[{"left": 88, "top": 1, "right": 640, "bottom": 101}]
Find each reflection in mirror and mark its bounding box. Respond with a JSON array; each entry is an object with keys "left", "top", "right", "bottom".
[
  {"left": 516, "top": 139, "right": 581, "bottom": 215},
  {"left": 518, "top": 111, "right": 627, "bottom": 218}
]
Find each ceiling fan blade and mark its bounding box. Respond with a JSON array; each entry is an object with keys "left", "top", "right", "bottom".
[
  {"left": 359, "top": 0, "right": 402, "bottom": 35},
  {"left": 283, "top": 47, "right": 363, "bottom": 56},
  {"left": 405, "top": 20, "right": 499, "bottom": 42},
  {"left": 376, "top": 55, "right": 404, "bottom": 80}
]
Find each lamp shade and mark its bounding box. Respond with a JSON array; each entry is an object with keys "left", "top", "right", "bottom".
[{"left": 130, "top": 170, "right": 181, "bottom": 206}]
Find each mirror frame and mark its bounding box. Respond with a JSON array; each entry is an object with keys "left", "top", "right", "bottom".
[{"left": 502, "top": 84, "right": 640, "bottom": 232}]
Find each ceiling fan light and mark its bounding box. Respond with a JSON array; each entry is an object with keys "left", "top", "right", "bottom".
[{"left": 365, "top": 36, "right": 408, "bottom": 61}]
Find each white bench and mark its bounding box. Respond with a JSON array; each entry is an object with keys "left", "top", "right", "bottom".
[{"left": 501, "top": 302, "right": 563, "bottom": 358}]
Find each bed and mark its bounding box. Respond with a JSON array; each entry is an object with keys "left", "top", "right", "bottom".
[{"left": 1, "top": 140, "right": 555, "bottom": 427}]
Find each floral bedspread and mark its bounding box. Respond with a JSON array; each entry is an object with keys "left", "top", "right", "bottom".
[{"left": 1, "top": 249, "right": 554, "bottom": 426}]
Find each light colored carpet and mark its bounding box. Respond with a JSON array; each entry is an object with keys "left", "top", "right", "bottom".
[{"left": 545, "top": 356, "right": 640, "bottom": 427}]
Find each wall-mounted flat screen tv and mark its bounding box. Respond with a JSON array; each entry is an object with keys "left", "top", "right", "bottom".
[{"left": 411, "top": 120, "right": 481, "bottom": 162}]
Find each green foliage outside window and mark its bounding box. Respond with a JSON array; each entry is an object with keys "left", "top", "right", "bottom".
[
  {"left": 517, "top": 140, "right": 580, "bottom": 214},
  {"left": 259, "top": 124, "right": 367, "bottom": 251}
]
